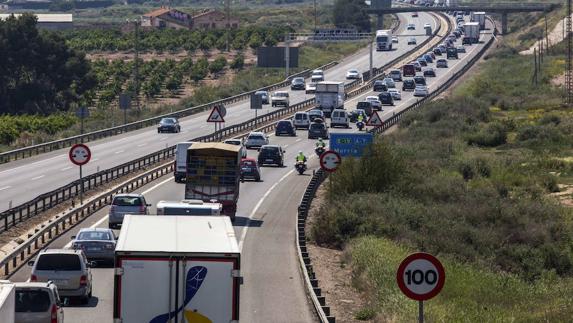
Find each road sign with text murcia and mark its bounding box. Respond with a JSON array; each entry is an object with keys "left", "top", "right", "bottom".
[{"left": 207, "top": 106, "right": 225, "bottom": 123}]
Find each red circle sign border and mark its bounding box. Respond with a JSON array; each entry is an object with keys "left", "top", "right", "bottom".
[
  {"left": 396, "top": 252, "right": 445, "bottom": 301},
  {"left": 319, "top": 150, "right": 341, "bottom": 172},
  {"left": 69, "top": 143, "right": 91, "bottom": 166}
]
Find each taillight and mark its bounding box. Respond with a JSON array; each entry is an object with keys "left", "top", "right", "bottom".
[
  {"left": 110, "top": 205, "right": 116, "bottom": 212},
  {"left": 80, "top": 275, "right": 87, "bottom": 286},
  {"left": 51, "top": 304, "right": 58, "bottom": 323},
  {"left": 30, "top": 274, "right": 37, "bottom": 282},
  {"left": 139, "top": 205, "right": 145, "bottom": 213},
  {"left": 104, "top": 243, "right": 115, "bottom": 250}
]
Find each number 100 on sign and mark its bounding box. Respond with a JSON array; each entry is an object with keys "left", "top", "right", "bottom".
[{"left": 396, "top": 253, "right": 445, "bottom": 301}]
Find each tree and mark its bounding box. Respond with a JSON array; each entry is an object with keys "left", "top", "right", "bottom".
[
  {"left": 333, "top": 0, "right": 371, "bottom": 32},
  {"left": 230, "top": 54, "right": 244, "bottom": 70},
  {"left": 248, "top": 33, "right": 263, "bottom": 50},
  {"left": 208, "top": 56, "right": 227, "bottom": 75},
  {"left": 0, "top": 14, "right": 95, "bottom": 115}
]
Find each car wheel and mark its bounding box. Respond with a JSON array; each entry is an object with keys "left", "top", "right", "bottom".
[
  {"left": 255, "top": 176, "right": 261, "bottom": 182},
  {"left": 157, "top": 130, "right": 161, "bottom": 133}
]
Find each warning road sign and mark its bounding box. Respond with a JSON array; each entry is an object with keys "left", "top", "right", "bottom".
[
  {"left": 207, "top": 106, "right": 225, "bottom": 123},
  {"left": 319, "top": 150, "right": 342, "bottom": 172},
  {"left": 366, "top": 111, "right": 383, "bottom": 127},
  {"left": 69, "top": 144, "right": 91, "bottom": 166},
  {"left": 396, "top": 252, "right": 445, "bottom": 301}
]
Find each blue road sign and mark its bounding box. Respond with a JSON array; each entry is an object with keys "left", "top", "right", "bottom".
[{"left": 329, "top": 133, "right": 374, "bottom": 157}]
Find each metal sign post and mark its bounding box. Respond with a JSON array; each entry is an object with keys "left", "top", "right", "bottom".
[
  {"left": 251, "top": 94, "right": 263, "bottom": 128},
  {"left": 69, "top": 144, "right": 92, "bottom": 205},
  {"left": 119, "top": 93, "right": 132, "bottom": 125},
  {"left": 75, "top": 107, "right": 89, "bottom": 142},
  {"left": 320, "top": 150, "right": 342, "bottom": 201},
  {"left": 396, "top": 253, "right": 446, "bottom": 323}
]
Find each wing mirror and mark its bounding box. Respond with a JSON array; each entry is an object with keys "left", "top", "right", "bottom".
[{"left": 28, "top": 260, "right": 35, "bottom": 267}]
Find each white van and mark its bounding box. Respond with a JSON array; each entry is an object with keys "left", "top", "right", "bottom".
[
  {"left": 174, "top": 142, "right": 193, "bottom": 183},
  {"left": 330, "top": 110, "right": 350, "bottom": 128},
  {"left": 293, "top": 112, "right": 310, "bottom": 129},
  {"left": 156, "top": 200, "right": 222, "bottom": 216}
]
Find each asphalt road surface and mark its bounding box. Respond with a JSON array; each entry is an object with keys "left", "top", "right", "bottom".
[
  {"left": 0, "top": 12, "right": 439, "bottom": 213},
  {"left": 7, "top": 15, "right": 495, "bottom": 323}
]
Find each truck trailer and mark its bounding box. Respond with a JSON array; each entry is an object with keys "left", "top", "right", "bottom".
[
  {"left": 472, "top": 12, "right": 486, "bottom": 30},
  {"left": 315, "top": 81, "right": 345, "bottom": 117},
  {"left": 0, "top": 281, "right": 15, "bottom": 323},
  {"left": 375, "top": 29, "right": 392, "bottom": 51},
  {"left": 462, "top": 22, "right": 480, "bottom": 45},
  {"left": 113, "top": 215, "right": 241, "bottom": 323},
  {"left": 185, "top": 142, "right": 241, "bottom": 221}
]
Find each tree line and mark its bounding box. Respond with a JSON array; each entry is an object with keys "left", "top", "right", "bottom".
[{"left": 0, "top": 14, "right": 95, "bottom": 115}]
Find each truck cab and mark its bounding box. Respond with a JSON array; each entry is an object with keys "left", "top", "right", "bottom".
[{"left": 376, "top": 29, "right": 393, "bottom": 51}]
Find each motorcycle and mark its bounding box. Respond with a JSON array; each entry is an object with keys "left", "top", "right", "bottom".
[
  {"left": 357, "top": 120, "right": 365, "bottom": 131},
  {"left": 315, "top": 146, "right": 325, "bottom": 157},
  {"left": 295, "top": 161, "right": 307, "bottom": 175}
]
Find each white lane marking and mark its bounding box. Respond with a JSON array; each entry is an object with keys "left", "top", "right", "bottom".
[
  {"left": 295, "top": 138, "right": 302, "bottom": 142},
  {"left": 0, "top": 186, "right": 11, "bottom": 191},
  {"left": 91, "top": 158, "right": 99, "bottom": 162},
  {"left": 137, "top": 144, "right": 146, "bottom": 147},
  {"left": 31, "top": 175, "right": 45, "bottom": 181},
  {"left": 159, "top": 137, "right": 169, "bottom": 141},
  {"left": 64, "top": 176, "right": 174, "bottom": 249},
  {"left": 141, "top": 177, "right": 173, "bottom": 195},
  {"left": 114, "top": 150, "right": 125, "bottom": 154},
  {"left": 60, "top": 166, "right": 73, "bottom": 171},
  {"left": 238, "top": 169, "right": 295, "bottom": 251},
  {"left": 0, "top": 154, "right": 64, "bottom": 175}
]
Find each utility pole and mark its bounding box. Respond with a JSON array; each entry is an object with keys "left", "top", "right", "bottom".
[
  {"left": 226, "top": 0, "right": 230, "bottom": 52},
  {"left": 566, "top": 0, "right": 573, "bottom": 106},
  {"left": 285, "top": 33, "right": 290, "bottom": 78},
  {"left": 545, "top": 15, "right": 550, "bottom": 53},
  {"left": 533, "top": 48, "right": 538, "bottom": 85},
  {"left": 132, "top": 19, "right": 141, "bottom": 111},
  {"left": 314, "top": 0, "right": 317, "bottom": 32}
]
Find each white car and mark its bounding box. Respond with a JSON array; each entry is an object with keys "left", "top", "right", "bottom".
[
  {"left": 311, "top": 69, "right": 324, "bottom": 83},
  {"left": 245, "top": 132, "right": 269, "bottom": 149},
  {"left": 382, "top": 77, "right": 396, "bottom": 88},
  {"left": 346, "top": 69, "right": 360, "bottom": 80},
  {"left": 407, "top": 23, "right": 416, "bottom": 30},
  {"left": 271, "top": 91, "right": 290, "bottom": 107},
  {"left": 424, "top": 23, "right": 431, "bottom": 29},
  {"left": 389, "top": 69, "right": 402, "bottom": 82},
  {"left": 223, "top": 139, "right": 248, "bottom": 158},
  {"left": 293, "top": 112, "right": 310, "bottom": 129},
  {"left": 408, "top": 37, "right": 417, "bottom": 45},
  {"left": 366, "top": 96, "right": 382, "bottom": 111},
  {"left": 330, "top": 109, "right": 350, "bottom": 128},
  {"left": 414, "top": 85, "right": 429, "bottom": 97},
  {"left": 388, "top": 89, "right": 401, "bottom": 100},
  {"left": 306, "top": 83, "right": 317, "bottom": 94},
  {"left": 392, "top": 36, "right": 399, "bottom": 43}
]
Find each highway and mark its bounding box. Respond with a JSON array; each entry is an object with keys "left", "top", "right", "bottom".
[
  {"left": 0, "top": 12, "right": 440, "bottom": 213},
  {"left": 6, "top": 14, "right": 495, "bottom": 322}
]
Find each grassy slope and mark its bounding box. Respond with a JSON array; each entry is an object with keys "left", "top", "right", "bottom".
[{"left": 309, "top": 8, "right": 573, "bottom": 322}]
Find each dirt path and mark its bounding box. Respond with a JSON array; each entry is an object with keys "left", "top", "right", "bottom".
[{"left": 520, "top": 15, "right": 568, "bottom": 55}]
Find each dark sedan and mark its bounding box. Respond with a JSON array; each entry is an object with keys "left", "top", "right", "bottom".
[
  {"left": 290, "top": 77, "right": 305, "bottom": 90},
  {"left": 71, "top": 228, "right": 116, "bottom": 264},
  {"left": 240, "top": 158, "right": 261, "bottom": 181},
  {"left": 157, "top": 117, "right": 180, "bottom": 133},
  {"left": 258, "top": 145, "right": 285, "bottom": 167},
  {"left": 275, "top": 120, "right": 296, "bottom": 136},
  {"left": 308, "top": 122, "right": 329, "bottom": 139}
]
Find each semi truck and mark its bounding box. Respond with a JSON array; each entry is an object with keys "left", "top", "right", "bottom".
[
  {"left": 0, "top": 281, "right": 15, "bottom": 323},
  {"left": 471, "top": 11, "right": 486, "bottom": 30},
  {"left": 113, "top": 215, "right": 241, "bottom": 323},
  {"left": 375, "top": 29, "right": 392, "bottom": 51},
  {"left": 315, "top": 81, "right": 345, "bottom": 117},
  {"left": 462, "top": 22, "right": 480, "bottom": 45},
  {"left": 185, "top": 142, "right": 241, "bottom": 221}
]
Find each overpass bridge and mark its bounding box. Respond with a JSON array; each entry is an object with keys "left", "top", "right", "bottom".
[{"left": 367, "top": 2, "right": 560, "bottom": 34}]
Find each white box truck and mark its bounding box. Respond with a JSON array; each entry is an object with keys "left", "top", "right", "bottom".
[
  {"left": 0, "top": 281, "right": 15, "bottom": 323},
  {"left": 174, "top": 142, "right": 193, "bottom": 183},
  {"left": 462, "top": 22, "right": 480, "bottom": 45},
  {"left": 113, "top": 215, "right": 241, "bottom": 323},
  {"left": 472, "top": 12, "right": 486, "bottom": 30},
  {"left": 375, "top": 29, "right": 392, "bottom": 51},
  {"left": 315, "top": 81, "right": 345, "bottom": 118}
]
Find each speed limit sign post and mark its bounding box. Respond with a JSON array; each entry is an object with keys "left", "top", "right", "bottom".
[
  {"left": 69, "top": 144, "right": 91, "bottom": 205},
  {"left": 396, "top": 252, "right": 445, "bottom": 323}
]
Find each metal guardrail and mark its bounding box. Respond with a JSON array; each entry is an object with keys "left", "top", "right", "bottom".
[{"left": 0, "top": 61, "right": 339, "bottom": 165}]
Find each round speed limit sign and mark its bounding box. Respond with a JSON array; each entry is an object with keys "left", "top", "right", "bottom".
[{"left": 396, "top": 253, "right": 445, "bottom": 301}]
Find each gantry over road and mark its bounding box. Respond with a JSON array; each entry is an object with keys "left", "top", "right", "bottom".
[{"left": 368, "top": 2, "right": 560, "bottom": 34}]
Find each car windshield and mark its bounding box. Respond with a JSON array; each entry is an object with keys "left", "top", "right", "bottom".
[
  {"left": 77, "top": 231, "right": 112, "bottom": 241},
  {"left": 278, "top": 121, "right": 291, "bottom": 127},
  {"left": 241, "top": 160, "right": 256, "bottom": 167},
  {"left": 255, "top": 91, "right": 267, "bottom": 96},
  {"left": 262, "top": 146, "right": 279, "bottom": 153},
  {"left": 15, "top": 290, "right": 51, "bottom": 313},
  {"left": 225, "top": 140, "right": 240, "bottom": 145},
  {"left": 275, "top": 92, "right": 288, "bottom": 97},
  {"left": 36, "top": 254, "right": 81, "bottom": 271},
  {"left": 293, "top": 78, "right": 304, "bottom": 83},
  {"left": 161, "top": 118, "right": 175, "bottom": 124},
  {"left": 310, "top": 123, "right": 324, "bottom": 130},
  {"left": 357, "top": 102, "right": 370, "bottom": 108},
  {"left": 113, "top": 196, "right": 143, "bottom": 206},
  {"left": 349, "top": 69, "right": 358, "bottom": 73}
]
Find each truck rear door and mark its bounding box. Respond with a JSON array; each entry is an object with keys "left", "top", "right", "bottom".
[{"left": 178, "top": 258, "right": 239, "bottom": 322}]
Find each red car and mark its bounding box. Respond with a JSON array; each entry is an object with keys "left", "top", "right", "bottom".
[{"left": 240, "top": 158, "right": 261, "bottom": 182}]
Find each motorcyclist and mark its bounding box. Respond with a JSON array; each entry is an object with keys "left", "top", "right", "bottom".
[
  {"left": 315, "top": 138, "right": 326, "bottom": 149},
  {"left": 357, "top": 113, "right": 364, "bottom": 124},
  {"left": 296, "top": 151, "right": 307, "bottom": 163}
]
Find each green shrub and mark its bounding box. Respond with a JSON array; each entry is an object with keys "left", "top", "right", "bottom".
[
  {"left": 467, "top": 122, "right": 507, "bottom": 147},
  {"left": 354, "top": 307, "right": 376, "bottom": 320},
  {"left": 230, "top": 54, "right": 245, "bottom": 70}
]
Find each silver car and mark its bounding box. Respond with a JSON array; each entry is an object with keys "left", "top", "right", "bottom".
[
  {"left": 71, "top": 228, "right": 117, "bottom": 264},
  {"left": 245, "top": 132, "right": 269, "bottom": 149},
  {"left": 223, "top": 139, "right": 248, "bottom": 158},
  {"left": 28, "top": 249, "right": 94, "bottom": 304},
  {"left": 14, "top": 281, "right": 64, "bottom": 323},
  {"left": 108, "top": 193, "right": 150, "bottom": 229}
]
